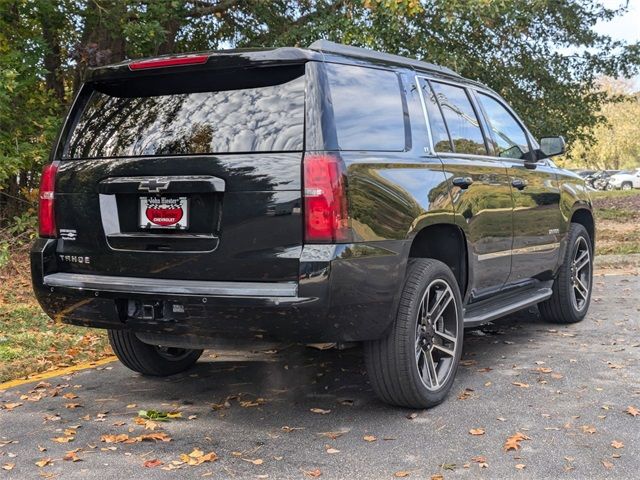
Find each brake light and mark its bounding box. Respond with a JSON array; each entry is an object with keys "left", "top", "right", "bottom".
[
  {"left": 129, "top": 54, "right": 209, "bottom": 70},
  {"left": 38, "top": 163, "right": 58, "bottom": 238},
  {"left": 303, "top": 154, "right": 350, "bottom": 243}
]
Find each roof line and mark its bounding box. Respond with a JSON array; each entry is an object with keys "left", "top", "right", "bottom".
[{"left": 308, "top": 40, "right": 460, "bottom": 77}]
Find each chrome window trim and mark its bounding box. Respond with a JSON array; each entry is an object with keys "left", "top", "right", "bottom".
[
  {"left": 416, "top": 73, "right": 545, "bottom": 164},
  {"left": 414, "top": 74, "right": 435, "bottom": 154}
]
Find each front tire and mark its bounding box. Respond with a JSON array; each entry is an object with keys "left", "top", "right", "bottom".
[
  {"left": 108, "top": 329, "right": 203, "bottom": 376},
  {"left": 539, "top": 223, "right": 593, "bottom": 324},
  {"left": 365, "top": 259, "right": 464, "bottom": 408}
]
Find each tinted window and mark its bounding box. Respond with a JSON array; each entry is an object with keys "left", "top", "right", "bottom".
[
  {"left": 418, "top": 78, "right": 452, "bottom": 152},
  {"left": 65, "top": 74, "right": 305, "bottom": 158},
  {"left": 477, "top": 93, "right": 530, "bottom": 159},
  {"left": 326, "top": 64, "right": 405, "bottom": 151},
  {"left": 430, "top": 82, "right": 487, "bottom": 156}
]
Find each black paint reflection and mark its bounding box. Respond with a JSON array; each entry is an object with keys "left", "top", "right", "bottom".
[
  {"left": 66, "top": 75, "right": 305, "bottom": 158},
  {"left": 326, "top": 64, "right": 406, "bottom": 151}
]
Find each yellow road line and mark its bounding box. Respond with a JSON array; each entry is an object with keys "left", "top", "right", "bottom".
[{"left": 0, "top": 356, "right": 118, "bottom": 391}]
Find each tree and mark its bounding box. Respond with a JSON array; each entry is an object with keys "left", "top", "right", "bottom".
[
  {"left": 1, "top": 0, "right": 639, "bottom": 224},
  {"left": 568, "top": 78, "right": 640, "bottom": 170}
]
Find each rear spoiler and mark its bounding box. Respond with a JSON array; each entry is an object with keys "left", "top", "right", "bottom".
[{"left": 85, "top": 47, "right": 321, "bottom": 83}]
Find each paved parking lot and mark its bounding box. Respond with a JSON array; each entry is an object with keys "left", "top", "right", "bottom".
[{"left": 1, "top": 274, "right": 638, "bottom": 479}]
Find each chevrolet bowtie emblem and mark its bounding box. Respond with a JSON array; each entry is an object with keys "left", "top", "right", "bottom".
[{"left": 138, "top": 179, "right": 170, "bottom": 193}]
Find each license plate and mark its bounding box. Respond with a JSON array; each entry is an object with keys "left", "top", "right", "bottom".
[{"left": 139, "top": 196, "right": 188, "bottom": 229}]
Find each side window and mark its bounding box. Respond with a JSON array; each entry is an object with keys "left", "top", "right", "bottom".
[
  {"left": 325, "top": 63, "right": 405, "bottom": 151},
  {"left": 430, "top": 81, "right": 487, "bottom": 156},
  {"left": 477, "top": 93, "right": 530, "bottom": 160},
  {"left": 418, "top": 78, "right": 452, "bottom": 152}
]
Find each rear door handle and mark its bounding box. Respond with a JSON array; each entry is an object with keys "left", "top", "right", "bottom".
[
  {"left": 511, "top": 178, "right": 527, "bottom": 190},
  {"left": 452, "top": 177, "right": 474, "bottom": 189}
]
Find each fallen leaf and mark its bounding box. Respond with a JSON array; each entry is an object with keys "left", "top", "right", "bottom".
[
  {"left": 601, "top": 459, "right": 614, "bottom": 469},
  {"left": 626, "top": 405, "right": 639, "bottom": 417},
  {"left": 179, "top": 449, "right": 217, "bottom": 465},
  {"left": 127, "top": 432, "right": 172, "bottom": 443},
  {"left": 458, "top": 389, "right": 474, "bottom": 400},
  {"left": 310, "top": 408, "right": 331, "bottom": 415},
  {"left": 144, "top": 459, "right": 164, "bottom": 468},
  {"left": 581, "top": 425, "right": 596, "bottom": 434},
  {"left": 138, "top": 410, "right": 170, "bottom": 422},
  {"left": 325, "top": 447, "right": 340, "bottom": 454},
  {"left": 242, "top": 458, "right": 264, "bottom": 465},
  {"left": 303, "top": 468, "right": 322, "bottom": 477},
  {"left": 363, "top": 435, "right": 377, "bottom": 442},
  {"left": 1, "top": 463, "right": 15, "bottom": 471},
  {"left": 611, "top": 440, "right": 624, "bottom": 449},
  {"left": 469, "top": 428, "right": 485, "bottom": 436},
  {"left": 52, "top": 436, "right": 74, "bottom": 443},
  {"left": 512, "top": 382, "right": 530, "bottom": 388},
  {"left": 100, "top": 434, "right": 129, "bottom": 444},
  {"left": 282, "top": 426, "right": 304, "bottom": 433},
  {"left": 63, "top": 451, "right": 82, "bottom": 462},
  {"left": 62, "top": 393, "right": 79, "bottom": 400},
  {"left": 431, "top": 475, "right": 444, "bottom": 480},
  {"left": 394, "top": 471, "right": 410, "bottom": 477},
  {"left": 318, "top": 430, "right": 347, "bottom": 439},
  {"left": 503, "top": 432, "right": 530, "bottom": 451},
  {"left": 35, "top": 458, "right": 52, "bottom": 468},
  {"left": 534, "top": 367, "right": 553, "bottom": 373},
  {"left": 515, "top": 464, "right": 526, "bottom": 470},
  {"left": 406, "top": 413, "right": 418, "bottom": 420},
  {"left": 64, "top": 403, "right": 82, "bottom": 409},
  {"left": 1, "top": 402, "right": 23, "bottom": 411}
]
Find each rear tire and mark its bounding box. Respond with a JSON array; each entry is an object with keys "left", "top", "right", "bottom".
[
  {"left": 622, "top": 182, "right": 632, "bottom": 191},
  {"left": 108, "top": 329, "right": 203, "bottom": 376},
  {"left": 539, "top": 223, "right": 593, "bottom": 324},
  {"left": 365, "top": 259, "right": 463, "bottom": 409}
]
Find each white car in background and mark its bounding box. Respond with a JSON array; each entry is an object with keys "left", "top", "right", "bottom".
[{"left": 608, "top": 168, "right": 640, "bottom": 190}]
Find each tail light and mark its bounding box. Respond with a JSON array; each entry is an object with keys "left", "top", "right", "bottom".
[
  {"left": 38, "top": 163, "right": 58, "bottom": 238},
  {"left": 303, "top": 154, "right": 350, "bottom": 243}
]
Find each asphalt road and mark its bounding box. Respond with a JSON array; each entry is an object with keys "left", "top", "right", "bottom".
[{"left": 1, "top": 274, "right": 638, "bottom": 479}]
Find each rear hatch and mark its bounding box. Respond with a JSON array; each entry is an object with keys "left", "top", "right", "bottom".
[{"left": 54, "top": 63, "right": 305, "bottom": 282}]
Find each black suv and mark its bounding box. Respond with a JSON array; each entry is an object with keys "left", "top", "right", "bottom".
[{"left": 32, "top": 41, "right": 594, "bottom": 408}]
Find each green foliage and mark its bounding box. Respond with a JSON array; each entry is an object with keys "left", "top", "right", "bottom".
[
  {"left": 0, "top": 0, "right": 639, "bottom": 223},
  {"left": 568, "top": 79, "right": 640, "bottom": 169}
]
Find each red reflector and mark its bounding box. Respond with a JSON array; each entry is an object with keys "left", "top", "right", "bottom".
[
  {"left": 39, "top": 163, "right": 58, "bottom": 238},
  {"left": 129, "top": 54, "right": 209, "bottom": 70},
  {"left": 303, "top": 154, "right": 350, "bottom": 243}
]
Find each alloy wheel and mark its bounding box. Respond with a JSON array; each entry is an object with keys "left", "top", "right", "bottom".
[
  {"left": 570, "top": 236, "right": 591, "bottom": 311},
  {"left": 415, "top": 279, "right": 458, "bottom": 391}
]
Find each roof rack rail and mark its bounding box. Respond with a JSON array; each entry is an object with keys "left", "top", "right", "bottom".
[{"left": 308, "top": 39, "right": 459, "bottom": 77}]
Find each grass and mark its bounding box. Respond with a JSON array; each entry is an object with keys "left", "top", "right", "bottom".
[
  {"left": 0, "top": 240, "right": 111, "bottom": 384},
  {"left": 591, "top": 190, "right": 640, "bottom": 256}
]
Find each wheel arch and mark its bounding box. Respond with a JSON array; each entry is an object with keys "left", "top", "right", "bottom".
[
  {"left": 408, "top": 223, "right": 468, "bottom": 298},
  {"left": 570, "top": 206, "right": 595, "bottom": 250}
]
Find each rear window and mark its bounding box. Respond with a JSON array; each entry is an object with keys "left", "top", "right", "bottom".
[
  {"left": 64, "top": 70, "right": 305, "bottom": 159},
  {"left": 326, "top": 64, "right": 405, "bottom": 151}
]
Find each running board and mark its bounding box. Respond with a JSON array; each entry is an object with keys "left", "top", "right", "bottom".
[{"left": 463, "top": 286, "right": 553, "bottom": 327}]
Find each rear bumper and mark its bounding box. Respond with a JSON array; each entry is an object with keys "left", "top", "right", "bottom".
[{"left": 31, "top": 239, "right": 407, "bottom": 342}]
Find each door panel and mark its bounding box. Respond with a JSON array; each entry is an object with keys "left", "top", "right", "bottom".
[
  {"left": 441, "top": 156, "right": 514, "bottom": 298},
  {"left": 505, "top": 162, "right": 562, "bottom": 282}
]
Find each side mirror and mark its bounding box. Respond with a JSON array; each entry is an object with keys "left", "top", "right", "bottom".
[{"left": 539, "top": 136, "right": 566, "bottom": 158}]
